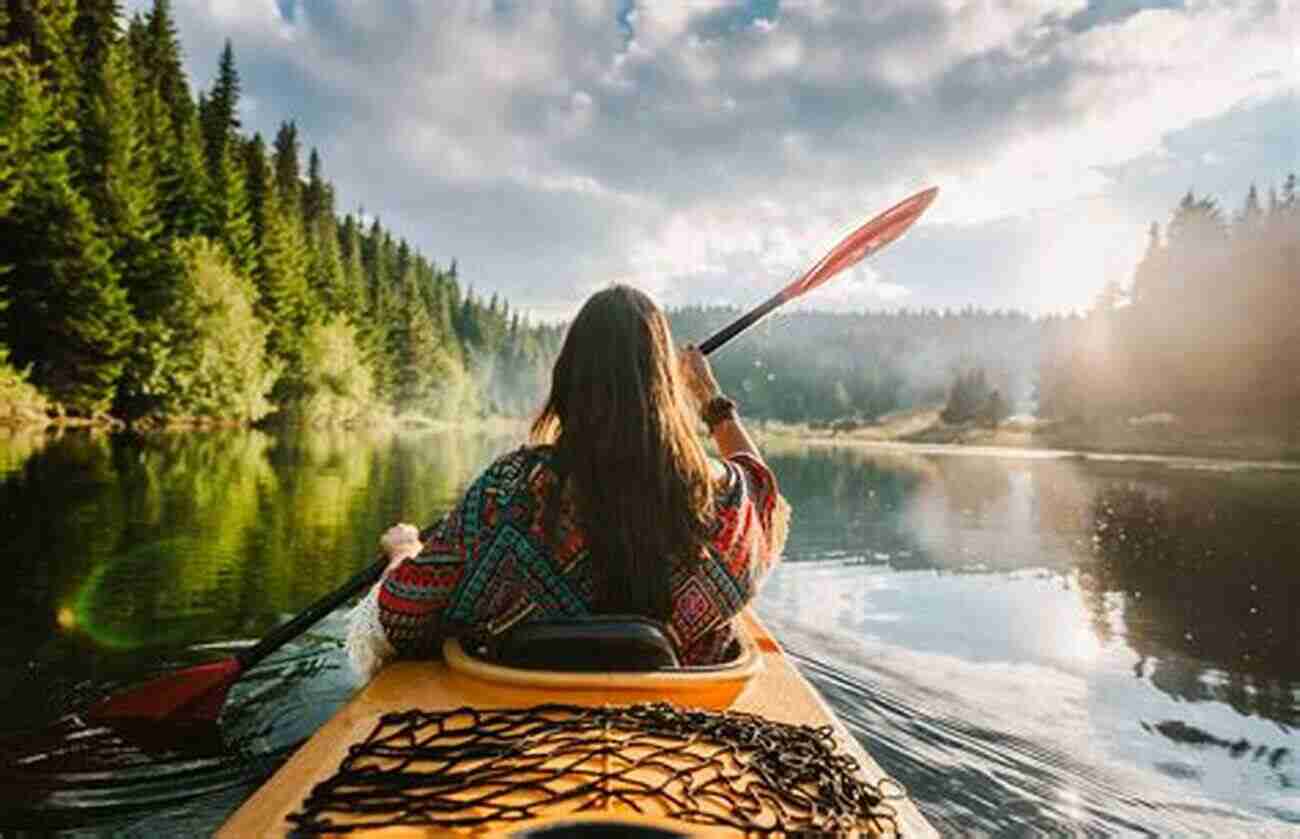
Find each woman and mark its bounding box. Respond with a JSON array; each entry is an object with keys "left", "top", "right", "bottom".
[{"left": 347, "top": 285, "right": 788, "bottom": 679}]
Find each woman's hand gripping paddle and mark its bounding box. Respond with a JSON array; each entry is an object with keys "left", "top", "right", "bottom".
[
  {"left": 698, "top": 186, "right": 938, "bottom": 355},
  {"left": 88, "top": 527, "right": 427, "bottom": 724}
]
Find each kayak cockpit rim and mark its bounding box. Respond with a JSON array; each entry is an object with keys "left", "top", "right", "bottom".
[{"left": 443, "top": 626, "right": 765, "bottom": 690}]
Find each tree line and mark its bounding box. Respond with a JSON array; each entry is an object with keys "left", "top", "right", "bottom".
[
  {"left": 675, "top": 173, "right": 1300, "bottom": 433},
  {"left": 671, "top": 306, "right": 1040, "bottom": 424},
  {"left": 0, "top": 0, "right": 560, "bottom": 426},
  {"left": 1038, "top": 176, "right": 1300, "bottom": 433}
]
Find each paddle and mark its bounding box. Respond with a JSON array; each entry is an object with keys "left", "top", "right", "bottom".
[
  {"left": 698, "top": 186, "right": 938, "bottom": 355},
  {"left": 88, "top": 539, "right": 420, "bottom": 723}
]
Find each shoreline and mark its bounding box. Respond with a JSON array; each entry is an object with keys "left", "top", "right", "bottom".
[
  {"left": 5, "top": 410, "right": 1296, "bottom": 470},
  {"left": 763, "top": 436, "right": 1300, "bottom": 472},
  {"left": 0, "top": 414, "right": 534, "bottom": 444},
  {"left": 752, "top": 410, "right": 1300, "bottom": 470}
]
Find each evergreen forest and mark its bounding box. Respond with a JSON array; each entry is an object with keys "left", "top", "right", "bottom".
[
  {"left": 670, "top": 306, "right": 1040, "bottom": 423},
  {"left": 1, "top": 0, "right": 561, "bottom": 427},
  {"left": 1038, "top": 181, "right": 1300, "bottom": 434}
]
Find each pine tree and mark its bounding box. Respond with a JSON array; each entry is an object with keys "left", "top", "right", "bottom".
[
  {"left": 337, "top": 213, "right": 366, "bottom": 320},
  {"left": 143, "top": 0, "right": 192, "bottom": 134},
  {"left": 386, "top": 259, "right": 467, "bottom": 417},
  {"left": 0, "top": 38, "right": 46, "bottom": 429},
  {"left": 243, "top": 133, "right": 270, "bottom": 259},
  {"left": 0, "top": 17, "right": 45, "bottom": 256},
  {"left": 255, "top": 174, "right": 312, "bottom": 405},
  {"left": 303, "top": 148, "right": 342, "bottom": 312},
  {"left": 70, "top": 0, "right": 121, "bottom": 179},
  {"left": 363, "top": 222, "right": 392, "bottom": 318},
  {"left": 139, "top": 0, "right": 206, "bottom": 238},
  {"left": 1236, "top": 183, "right": 1263, "bottom": 230},
  {"left": 214, "top": 141, "right": 255, "bottom": 272},
  {"left": 1167, "top": 191, "right": 1226, "bottom": 249},
  {"left": 432, "top": 273, "right": 460, "bottom": 359},
  {"left": 307, "top": 211, "right": 343, "bottom": 312},
  {"left": 124, "top": 8, "right": 145, "bottom": 65},
  {"left": 200, "top": 40, "right": 239, "bottom": 177},
  {"left": 4, "top": 1, "right": 80, "bottom": 142},
  {"left": 0, "top": 23, "right": 133, "bottom": 414},
  {"left": 75, "top": 23, "right": 158, "bottom": 242},
  {"left": 69, "top": 3, "right": 165, "bottom": 261},
  {"left": 1281, "top": 174, "right": 1297, "bottom": 211},
  {"left": 303, "top": 147, "right": 327, "bottom": 228},
  {"left": 272, "top": 120, "right": 302, "bottom": 218},
  {"left": 197, "top": 40, "right": 253, "bottom": 270}
]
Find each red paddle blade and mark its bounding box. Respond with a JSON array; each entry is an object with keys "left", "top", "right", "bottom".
[
  {"left": 782, "top": 186, "right": 938, "bottom": 302},
  {"left": 87, "top": 658, "right": 243, "bottom": 723}
]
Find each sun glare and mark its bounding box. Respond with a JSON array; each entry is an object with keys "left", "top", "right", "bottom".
[
  {"left": 1053, "top": 612, "right": 1105, "bottom": 664},
  {"left": 1019, "top": 204, "right": 1146, "bottom": 313},
  {"left": 56, "top": 606, "right": 76, "bottom": 631}
]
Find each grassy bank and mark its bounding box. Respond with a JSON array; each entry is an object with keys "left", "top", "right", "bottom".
[{"left": 755, "top": 408, "right": 1300, "bottom": 464}]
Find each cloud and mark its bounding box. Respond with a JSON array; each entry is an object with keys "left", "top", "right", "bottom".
[{"left": 134, "top": 0, "right": 1298, "bottom": 317}]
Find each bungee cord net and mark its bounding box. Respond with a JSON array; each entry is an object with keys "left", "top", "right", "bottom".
[{"left": 288, "top": 702, "right": 905, "bottom": 837}]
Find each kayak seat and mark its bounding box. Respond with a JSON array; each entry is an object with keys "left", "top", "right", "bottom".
[{"left": 490, "top": 615, "right": 681, "bottom": 672}]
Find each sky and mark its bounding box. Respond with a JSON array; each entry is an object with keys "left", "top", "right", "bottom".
[{"left": 127, "top": 0, "right": 1299, "bottom": 321}]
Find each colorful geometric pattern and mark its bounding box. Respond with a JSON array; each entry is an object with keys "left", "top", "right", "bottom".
[{"left": 378, "top": 445, "right": 787, "bottom": 665}]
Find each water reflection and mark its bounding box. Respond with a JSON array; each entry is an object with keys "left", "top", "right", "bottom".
[
  {"left": 1, "top": 428, "right": 506, "bottom": 681},
  {"left": 766, "top": 444, "right": 1097, "bottom": 574},
  {"left": 0, "top": 432, "right": 1297, "bottom": 834},
  {"left": 763, "top": 444, "right": 931, "bottom": 566},
  {"left": 1084, "top": 480, "right": 1300, "bottom": 728},
  {"left": 0, "top": 429, "right": 517, "bottom": 738},
  {"left": 0, "top": 429, "right": 49, "bottom": 479},
  {"left": 755, "top": 445, "right": 1298, "bottom": 834},
  {"left": 0, "top": 428, "right": 514, "bottom": 830},
  {"left": 766, "top": 444, "right": 1299, "bottom": 724}
]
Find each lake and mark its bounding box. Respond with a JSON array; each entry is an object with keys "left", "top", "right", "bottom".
[{"left": 0, "top": 428, "right": 1296, "bottom": 836}]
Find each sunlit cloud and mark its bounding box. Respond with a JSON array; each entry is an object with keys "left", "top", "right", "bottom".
[{"left": 128, "top": 0, "right": 1298, "bottom": 317}]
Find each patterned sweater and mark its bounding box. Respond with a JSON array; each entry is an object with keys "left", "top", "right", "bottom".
[{"left": 377, "top": 445, "right": 788, "bottom": 665}]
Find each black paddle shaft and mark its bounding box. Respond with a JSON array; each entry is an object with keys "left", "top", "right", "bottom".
[
  {"left": 697, "top": 289, "right": 786, "bottom": 356},
  {"left": 235, "top": 556, "right": 387, "bottom": 671},
  {"left": 235, "top": 526, "right": 433, "bottom": 672}
]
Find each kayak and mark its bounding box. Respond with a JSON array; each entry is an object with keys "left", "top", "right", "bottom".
[{"left": 217, "top": 611, "right": 936, "bottom": 837}]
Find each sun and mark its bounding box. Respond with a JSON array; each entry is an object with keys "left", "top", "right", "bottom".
[{"left": 1018, "top": 201, "right": 1148, "bottom": 314}]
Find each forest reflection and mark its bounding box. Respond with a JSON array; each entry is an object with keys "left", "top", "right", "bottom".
[
  {"left": 0, "top": 428, "right": 509, "bottom": 705},
  {"left": 2, "top": 433, "right": 1297, "bottom": 736},
  {"left": 1082, "top": 480, "right": 1299, "bottom": 729},
  {"left": 764, "top": 443, "right": 1299, "bottom": 728}
]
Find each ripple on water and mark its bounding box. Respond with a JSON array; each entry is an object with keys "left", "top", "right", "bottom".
[
  {"left": 763, "top": 613, "right": 1287, "bottom": 839},
  {"left": 0, "top": 634, "right": 356, "bottom": 833}
]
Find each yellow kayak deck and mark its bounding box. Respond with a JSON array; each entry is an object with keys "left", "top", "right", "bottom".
[{"left": 218, "top": 612, "right": 936, "bottom": 837}]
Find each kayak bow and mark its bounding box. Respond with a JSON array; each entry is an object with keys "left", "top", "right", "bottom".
[{"left": 218, "top": 611, "right": 936, "bottom": 838}]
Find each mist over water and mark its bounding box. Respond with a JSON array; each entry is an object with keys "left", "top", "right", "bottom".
[{"left": 0, "top": 429, "right": 1296, "bottom": 836}]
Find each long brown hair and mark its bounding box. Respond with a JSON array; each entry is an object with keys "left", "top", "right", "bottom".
[{"left": 531, "top": 285, "right": 714, "bottom": 619}]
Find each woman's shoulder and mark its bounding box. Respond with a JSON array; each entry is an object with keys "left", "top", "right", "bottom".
[{"left": 478, "top": 444, "right": 558, "bottom": 486}]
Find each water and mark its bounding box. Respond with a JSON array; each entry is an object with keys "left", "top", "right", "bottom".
[{"left": 0, "top": 429, "right": 1296, "bottom": 837}]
